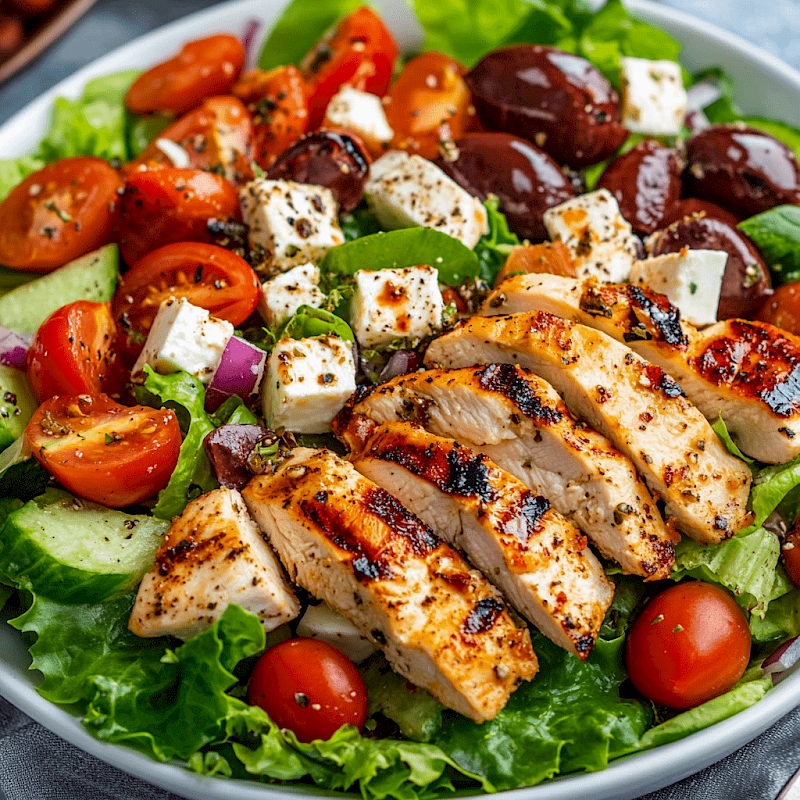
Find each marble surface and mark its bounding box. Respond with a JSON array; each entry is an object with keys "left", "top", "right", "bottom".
[{"left": 0, "top": 1, "right": 800, "bottom": 799}]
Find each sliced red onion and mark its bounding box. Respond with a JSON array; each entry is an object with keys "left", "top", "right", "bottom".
[
  {"left": 686, "top": 80, "right": 723, "bottom": 112},
  {"left": 154, "top": 138, "right": 192, "bottom": 168},
  {"left": 379, "top": 349, "right": 424, "bottom": 383},
  {"left": 684, "top": 109, "right": 710, "bottom": 134},
  {"left": 0, "top": 326, "right": 32, "bottom": 369},
  {"left": 242, "top": 19, "right": 262, "bottom": 68},
  {"left": 205, "top": 336, "right": 266, "bottom": 412},
  {"left": 763, "top": 635, "right": 800, "bottom": 685}
]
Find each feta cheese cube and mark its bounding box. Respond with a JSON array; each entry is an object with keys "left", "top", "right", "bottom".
[
  {"left": 621, "top": 57, "right": 687, "bottom": 136},
  {"left": 264, "top": 335, "right": 356, "bottom": 433},
  {"left": 543, "top": 189, "right": 640, "bottom": 283},
  {"left": 296, "top": 602, "right": 378, "bottom": 663},
  {"left": 132, "top": 297, "right": 233, "bottom": 384},
  {"left": 258, "top": 263, "right": 326, "bottom": 328},
  {"left": 239, "top": 179, "right": 345, "bottom": 272},
  {"left": 365, "top": 152, "right": 488, "bottom": 248},
  {"left": 630, "top": 249, "right": 727, "bottom": 327},
  {"left": 351, "top": 266, "right": 444, "bottom": 348},
  {"left": 322, "top": 87, "right": 394, "bottom": 156}
]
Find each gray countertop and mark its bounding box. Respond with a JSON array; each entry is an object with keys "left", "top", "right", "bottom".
[{"left": 0, "top": 1, "right": 799, "bottom": 799}]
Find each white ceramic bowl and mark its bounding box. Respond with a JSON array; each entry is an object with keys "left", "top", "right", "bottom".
[{"left": 1, "top": 1, "right": 800, "bottom": 798}]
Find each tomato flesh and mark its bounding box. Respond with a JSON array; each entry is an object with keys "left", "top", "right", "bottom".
[
  {"left": 25, "top": 394, "right": 181, "bottom": 508},
  {"left": 247, "top": 637, "right": 368, "bottom": 743},
  {"left": 756, "top": 282, "right": 800, "bottom": 336},
  {"left": 782, "top": 523, "right": 800, "bottom": 589},
  {"left": 0, "top": 156, "right": 121, "bottom": 273},
  {"left": 625, "top": 581, "right": 751, "bottom": 709}
]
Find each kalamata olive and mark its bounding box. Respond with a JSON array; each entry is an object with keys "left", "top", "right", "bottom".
[
  {"left": 648, "top": 215, "right": 771, "bottom": 319},
  {"left": 203, "top": 424, "right": 273, "bottom": 491},
  {"left": 659, "top": 197, "right": 741, "bottom": 229},
  {"left": 267, "top": 130, "right": 370, "bottom": 212},
  {"left": 434, "top": 132, "right": 575, "bottom": 241},
  {"left": 465, "top": 45, "right": 628, "bottom": 169},
  {"left": 684, "top": 124, "right": 800, "bottom": 217},
  {"left": 596, "top": 140, "right": 685, "bottom": 235}
]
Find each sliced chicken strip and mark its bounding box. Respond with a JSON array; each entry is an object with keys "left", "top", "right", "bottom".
[
  {"left": 482, "top": 273, "right": 800, "bottom": 464},
  {"left": 242, "top": 447, "right": 537, "bottom": 722},
  {"left": 335, "top": 365, "right": 676, "bottom": 580},
  {"left": 344, "top": 418, "right": 614, "bottom": 659},
  {"left": 130, "top": 487, "right": 300, "bottom": 641},
  {"left": 425, "top": 312, "right": 752, "bottom": 543}
]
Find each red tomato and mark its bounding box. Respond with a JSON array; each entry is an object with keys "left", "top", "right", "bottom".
[
  {"left": 782, "top": 522, "right": 800, "bottom": 589},
  {"left": 26, "top": 301, "right": 127, "bottom": 404},
  {"left": 135, "top": 96, "right": 255, "bottom": 185},
  {"left": 112, "top": 241, "right": 259, "bottom": 364},
  {"left": 0, "top": 157, "right": 121, "bottom": 273},
  {"left": 25, "top": 394, "right": 181, "bottom": 507},
  {"left": 625, "top": 581, "right": 751, "bottom": 710},
  {"left": 247, "top": 638, "right": 367, "bottom": 743},
  {"left": 384, "top": 51, "right": 478, "bottom": 161},
  {"left": 756, "top": 283, "right": 800, "bottom": 336},
  {"left": 300, "top": 6, "right": 398, "bottom": 129},
  {"left": 234, "top": 66, "right": 310, "bottom": 169},
  {"left": 116, "top": 166, "right": 241, "bottom": 265},
  {"left": 125, "top": 34, "right": 245, "bottom": 116}
]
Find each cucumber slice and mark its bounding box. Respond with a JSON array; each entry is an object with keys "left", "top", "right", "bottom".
[
  {"left": 0, "top": 487, "right": 168, "bottom": 603},
  {"left": 0, "top": 366, "right": 37, "bottom": 452}
]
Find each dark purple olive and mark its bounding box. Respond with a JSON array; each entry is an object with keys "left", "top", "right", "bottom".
[
  {"left": 267, "top": 130, "right": 370, "bottom": 212},
  {"left": 434, "top": 132, "right": 575, "bottom": 241},
  {"left": 596, "top": 140, "right": 685, "bottom": 235},
  {"left": 465, "top": 45, "right": 628, "bottom": 169},
  {"left": 658, "top": 197, "right": 742, "bottom": 229},
  {"left": 684, "top": 124, "right": 800, "bottom": 218},
  {"left": 203, "top": 424, "right": 274, "bottom": 491},
  {"left": 648, "top": 215, "right": 771, "bottom": 319}
]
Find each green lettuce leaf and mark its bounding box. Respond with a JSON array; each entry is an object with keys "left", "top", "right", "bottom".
[
  {"left": 749, "top": 453, "right": 800, "bottom": 530},
  {"left": 0, "top": 156, "right": 47, "bottom": 202},
  {"left": 281, "top": 305, "right": 355, "bottom": 341},
  {"left": 749, "top": 587, "right": 800, "bottom": 643},
  {"left": 739, "top": 205, "right": 800, "bottom": 285},
  {"left": 209, "top": 394, "right": 260, "bottom": 427},
  {"left": 712, "top": 416, "right": 755, "bottom": 463},
  {"left": 126, "top": 112, "right": 172, "bottom": 158},
  {"left": 474, "top": 197, "right": 521, "bottom": 284}
]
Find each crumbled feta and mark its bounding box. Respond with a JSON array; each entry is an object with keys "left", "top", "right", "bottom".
[
  {"left": 264, "top": 335, "right": 356, "bottom": 434},
  {"left": 259, "top": 263, "right": 326, "bottom": 328},
  {"left": 322, "top": 87, "right": 394, "bottom": 155},
  {"left": 621, "top": 57, "right": 687, "bottom": 136},
  {"left": 239, "top": 179, "right": 345, "bottom": 272},
  {"left": 365, "top": 151, "right": 488, "bottom": 248},
  {"left": 132, "top": 297, "right": 233, "bottom": 384},
  {"left": 543, "top": 189, "right": 640, "bottom": 283},
  {"left": 296, "top": 602, "right": 379, "bottom": 663},
  {"left": 631, "top": 249, "right": 727, "bottom": 327},
  {"left": 351, "top": 266, "right": 444, "bottom": 348}
]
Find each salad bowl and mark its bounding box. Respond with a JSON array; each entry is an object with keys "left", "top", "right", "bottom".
[{"left": 1, "top": 0, "right": 800, "bottom": 799}]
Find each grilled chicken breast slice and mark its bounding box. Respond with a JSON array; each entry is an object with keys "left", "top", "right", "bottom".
[
  {"left": 242, "top": 447, "right": 537, "bottom": 722},
  {"left": 425, "top": 313, "right": 752, "bottom": 543},
  {"left": 130, "top": 487, "right": 300, "bottom": 640},
  {"left": 335, "top": 365, "right": 676, "bottom": 580},
  {"left": 344, "top": 418, "right": 614, "bottom": 659},
  {"left": 483, "top": 273, "right": 800, "bottom": 464}
]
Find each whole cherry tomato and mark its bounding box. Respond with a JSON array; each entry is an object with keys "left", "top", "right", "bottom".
[
  {"left": 756, "top": 282, "right": 800, "bottom": 336},
  {"left": 113, "top": 241, "right": 260, "bottom": 364},
  {"left": 135, "top": 95, "right": 255, "bottom": 185},
  {"left": 116, "top": 166, "right": 241, "bottom": 265},
  {"left": 234, "top": 66, "right": 310, "bottom": 169},
  {"left": 782, "top": 520, "right": 800, "bottom": 589},
  {"left": 25, "top": 394, "right": 181, "bottom": 507},
  {"left": 247, "top": 637, "right": 368, "bottom": 743},
  {"left": 625, "top": 581, "right": 750, "bottom": 710},
  {"left": 125, "top": 34, "right": 245, "bottom": 116},
  {"left": 300, "top": 6, "right": 398, "bottom": 129},
  {"left": 384, "top": 51, "right": 478, "bottom": 160},
  {"left": 0, "top": 157, "right": 121, "bottom": 272},
  {"left": 26, "top": 300, "right": 127, "bottom": 403}
]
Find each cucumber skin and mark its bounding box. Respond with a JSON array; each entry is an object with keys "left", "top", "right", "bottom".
[{"left": 0, "top": 489, "right": 168, "bottom": 604}]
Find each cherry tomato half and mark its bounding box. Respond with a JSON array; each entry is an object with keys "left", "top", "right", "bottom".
[
  {"left": 782, "top": 521, "right": 800, "bottom": 589},
  {"left": 113, "top": 241, "right": 260, "bottom": 364},
  {"left": 26, "top": 300, "right": 127, "bottom": 404},
  {"left": 234, "top": 66, "right": 310, "bottom": 169},
  {"left": 125, "top": 34, "right": 245, "bottom": 116},
  {"left": 0, "top": 157, "right": 121, "bottom": 273},
  {"left": 625, "top": 581, "right": 750, "bottom": 710},
  {"left": 756, "top": 282, "right": 800, "bottom": 336},
  {"left": 25, "top": 394, "right": 181, "bottom": 507},
  {"left": 136, "top": 95, "right": 255, "bottom": 186},
  {"left": 247, "top": 637, "right": 367, "bottom": 743},
  {"left": 300, "top": 6, "right": 398, "bottom": 129},
  {"left": 116, "top": 166, "right": 241, "bottom": 265}
]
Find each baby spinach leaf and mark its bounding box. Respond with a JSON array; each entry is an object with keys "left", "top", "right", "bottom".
[{"left": 739, "top": 205, "right": 800, "bottom": 284}]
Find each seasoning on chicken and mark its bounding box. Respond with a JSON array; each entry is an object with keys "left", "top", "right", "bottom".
[
  {"left": 335, "top": 365, "right": 676, "bottom": 580},
  {"left": 129, "top": 487, "right": 300, "bottom": 640},
  {"left": 343, "top": 417, "right": 614, "bottom": 658},
  {"left": 425, "top": 312, "right": 752, "bottom": 543},
  {"left": 242, "top": 447, "right": 537, "bottom": 722},
  {"left": 484, "top": 273, "right": 800, "bottom": 464}
]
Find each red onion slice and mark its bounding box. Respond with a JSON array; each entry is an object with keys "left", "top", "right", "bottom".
[
  {"left": 379, "top": 349, "right": 423, "bottom": 383},
  {"left": 686, "top": 80, "right": 723, "bottom": 112},
  {"left": 242, "top": 19, "right": 262, "bottom": 68},
  {"left": 763, "top": 635, "right": 800, "bottom": 685},
  {"left": 0, "top": 326, "right": 32, "bottom": 370},
  {"left": 205, "top": 336, "right": 266, "bottom": 412}
]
